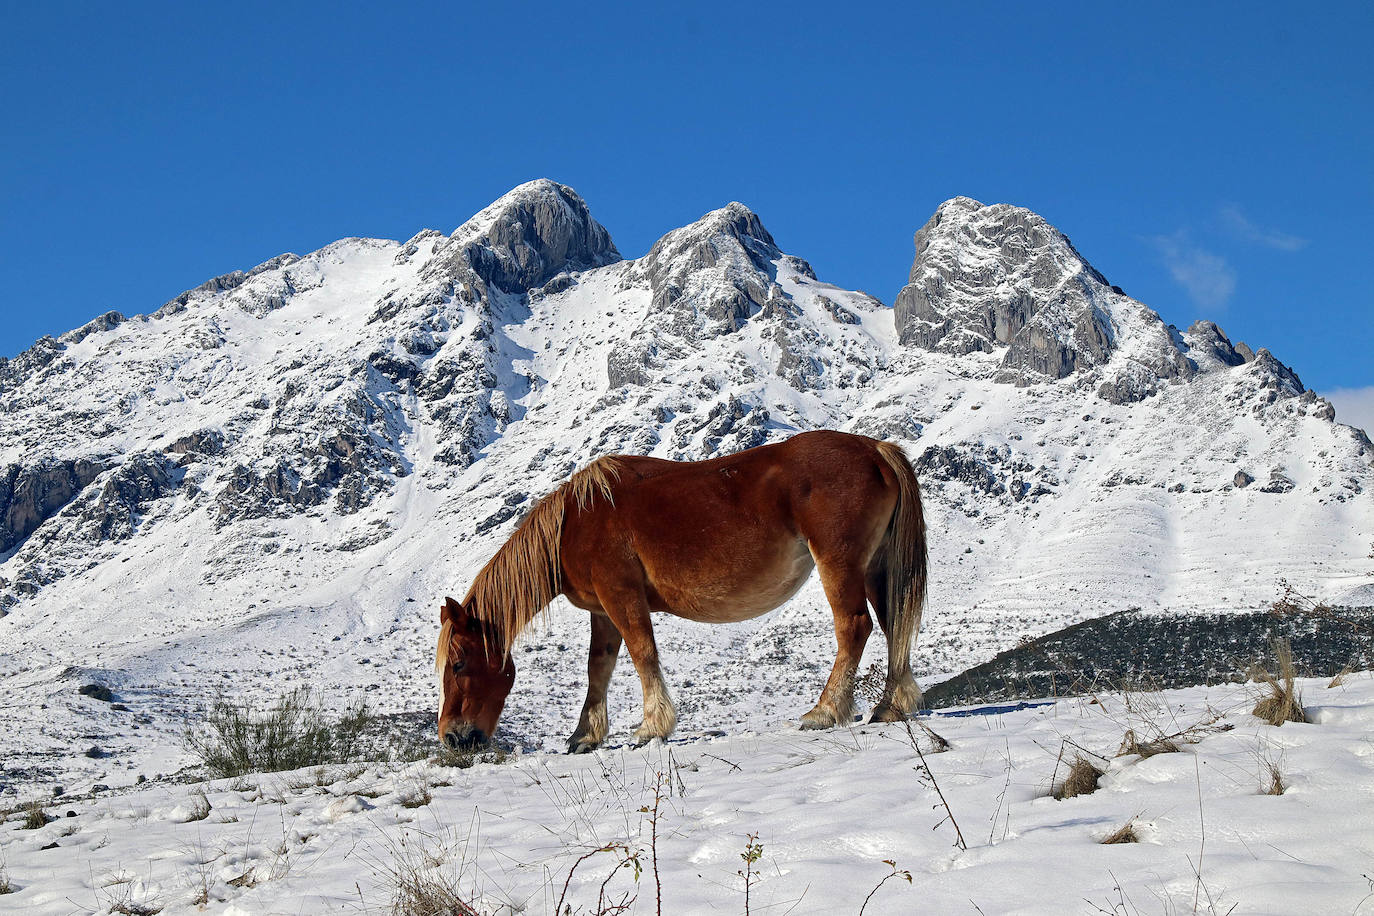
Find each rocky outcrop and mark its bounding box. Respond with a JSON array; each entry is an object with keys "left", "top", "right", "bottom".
[
  {"left": 0, "top": 458, "right": 107, "bottom": 552},
  {"left": 61, "top": 311, "right": 125, "bottom": 346},
  {"left": 1181, "top": 320, "right": 1247, "bottom": 370}
]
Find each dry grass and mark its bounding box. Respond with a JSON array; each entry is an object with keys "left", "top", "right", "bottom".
[
  {"left": 398, "top": 779, "right": 434, "bottom": 810},
  {"left": 1328, "top": 664, "right": 1354, "bottom": 688},
  {"left": 1054, "top": 755, "right": 1104, "bottom": 800},
  {"left": 1261, "top": 760, "right": 1286, "bottom": 796},
  {"left": 1117, "top": 728, "right": 1179, "bottom": 758},
  {"left": 1116, "top": 713, "right": 1232, "bottom": 759},
  {"left": 187, "top": 790, "right": 211, "bottom": 822},
  {"left": 1099, "top": 818, "right": 1139, "bottom": 844},
  {"left": 380, "top": 828, "right": 484, "bottom": 916},
  {"left": 1249, "top": 639, "right": 1308, "bottom": 726},
  {"left": 391, "top": 867, "right": 482, "bottom": 916},
  {"left": 21, "top": 801, "right": 49, "bottom": 830}
]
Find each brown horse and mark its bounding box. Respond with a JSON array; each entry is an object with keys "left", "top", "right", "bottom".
[{"left": 436, "top": 429, "right": 928, "bottom": 752}]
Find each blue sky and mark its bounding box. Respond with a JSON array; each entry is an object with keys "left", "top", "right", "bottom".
[{"left": 3, "top": 3, "right": 1371, "bottom": 422}]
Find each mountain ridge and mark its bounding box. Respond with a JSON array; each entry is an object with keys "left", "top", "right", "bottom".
[{"left": 0, "top": 180, "right": 1369, "bottom": 795}]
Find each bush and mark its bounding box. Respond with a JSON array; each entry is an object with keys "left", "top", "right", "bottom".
[{"left": 184, "top": 688, "right": 373, "bottom": 778}]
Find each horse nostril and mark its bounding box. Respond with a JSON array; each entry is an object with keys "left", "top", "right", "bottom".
[{"left": 443, "top": 730, "right": 460, "bottom": 750}]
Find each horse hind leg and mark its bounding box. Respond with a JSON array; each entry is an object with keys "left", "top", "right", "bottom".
[
  {"left": 866, "top": 565, "right": 922, "bottom": 723},
  {"left": 801, "top": 558, "right": 873, "bottom": 730},
  {"left": 568, "top": 613, "right": 623, "bottom": 754}
]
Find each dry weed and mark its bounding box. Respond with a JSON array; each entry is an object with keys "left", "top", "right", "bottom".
[
  {"left": 1099, "top": 818, "right": 1139, "bottom": 845},
  {"left": 1054, "top": 755, "right": 1104, "bottom": 800},
  {"left": 21, "top": 801, "right": 49, "bottom": 830},
  {"left": 1249, "top": 639, "right": 1307, "bottom": 725}
]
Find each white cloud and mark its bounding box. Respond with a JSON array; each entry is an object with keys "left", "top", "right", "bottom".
[
  {"left": 1325, "top": 387, "right": 1374, "bottom": 437},
  {"left": 1150, "top": 231, "right": 1237, "bottom": 310},
  {"left": 1219, "top": 204, "right": 1308, "bottom": 252}
]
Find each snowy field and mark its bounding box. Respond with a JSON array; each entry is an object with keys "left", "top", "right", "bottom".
[{"left": 3, "top": 675, "right": 1373, "bottom": 915}]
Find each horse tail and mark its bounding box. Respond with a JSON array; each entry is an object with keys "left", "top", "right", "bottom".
[{"left": 873, "top": 440, "right": 927, "bottom": 709}]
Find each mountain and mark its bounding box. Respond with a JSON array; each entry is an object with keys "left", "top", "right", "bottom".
[{"left": 1, "top": 180, "right": 1370, "bottom": 794}]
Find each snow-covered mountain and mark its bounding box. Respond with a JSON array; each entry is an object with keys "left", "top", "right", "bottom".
[{"left": 1, "top": 179, "right": 1370, "bottom": 793}]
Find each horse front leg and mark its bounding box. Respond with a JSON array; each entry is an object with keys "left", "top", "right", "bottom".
[
  {"left": 596, "top": 582, "right": 676, "bottom": 745},
  {"left": 801, "top": 560, "right": 873, "bottom": 729},
  {"left": 567, "top": 612, "right": 623, "bottom": 754}
]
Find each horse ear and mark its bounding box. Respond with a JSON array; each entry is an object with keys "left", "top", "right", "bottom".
[{"left": 441, "top": 596, "right": 463, "bottom": 622}]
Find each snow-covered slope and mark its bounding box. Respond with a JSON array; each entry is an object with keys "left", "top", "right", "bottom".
[
  {"left": 0, "top": 180, "right": 1370, "bottom": 795},
  {"left": 5, "top": 675, "right": 1374, "bottom": 915}
]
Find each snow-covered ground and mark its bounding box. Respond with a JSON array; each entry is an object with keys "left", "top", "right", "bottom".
[{"left": 4, "top": 674, "right": 1373, "bottom": 915}]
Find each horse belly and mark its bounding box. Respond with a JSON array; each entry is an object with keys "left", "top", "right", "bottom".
[{"left": 649, "top": 539, "right": 815, "bottom": 624}]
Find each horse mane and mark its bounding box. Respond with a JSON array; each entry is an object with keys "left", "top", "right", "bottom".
[{"left": 459, "top": 455, "right": 623, "bottom": 654}]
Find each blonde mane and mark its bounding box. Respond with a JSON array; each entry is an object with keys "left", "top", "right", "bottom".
[{"left": 453, "top": 456, "right": 623, "bottom": 656}]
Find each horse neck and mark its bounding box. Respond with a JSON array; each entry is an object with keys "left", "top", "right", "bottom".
[{"left": 466, "top": 491, "right": 567, "bottom": 652}]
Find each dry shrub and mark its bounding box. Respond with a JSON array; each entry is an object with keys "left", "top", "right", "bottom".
[
  {"left": 1249, "top": 639, "right": 1307, "bottom": 726},
  {"left": 1327, "top": 664, "right": 1353, "bottom": 688},
  {"left": 184, "top": 688, "right": 373, "bottom": 778},
  {"left": 1099, "top": 819, "right": 1139, "bottom": 844},
  {"left": 1054, "top": 756, "right": 1103, "bottom": 800}
]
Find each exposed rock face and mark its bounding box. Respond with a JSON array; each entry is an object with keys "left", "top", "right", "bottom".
[{"left": 1, "top": 459, "right": 107, "bottom": 552}]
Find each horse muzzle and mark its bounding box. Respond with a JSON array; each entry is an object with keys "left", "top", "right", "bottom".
[{"left": 442, "top": 724, "right": 488, "bottom": 751}]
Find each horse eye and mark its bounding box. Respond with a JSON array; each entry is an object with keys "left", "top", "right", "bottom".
[{"left": 451, "top": 659, "right": 466, "bottom": 674}]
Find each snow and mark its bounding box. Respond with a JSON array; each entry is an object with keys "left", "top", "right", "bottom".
[{"left": 4, "top": 675, "right": 1374, "bottom": 914}]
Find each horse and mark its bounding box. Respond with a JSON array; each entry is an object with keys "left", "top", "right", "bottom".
[{"left": 435, "top": 429, "right": 928, "bottom": 753}]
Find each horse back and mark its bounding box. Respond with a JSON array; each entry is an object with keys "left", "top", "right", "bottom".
[{"left": 559, "top": 431, "right": 901, "bottom": 621}]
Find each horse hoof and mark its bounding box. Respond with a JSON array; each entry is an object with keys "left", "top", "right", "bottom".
[
  {"left": 868, "top": 704, "right": 908, "bottom": 723},
  {"left": 567, "top": 739, "right": 600, "bottom": 754},
  {"left": 798, "top": 708, "right": 836, "bottom": 730}
]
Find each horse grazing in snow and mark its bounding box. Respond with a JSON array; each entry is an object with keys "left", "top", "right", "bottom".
[{"left": 436, "top": 429, "right": 928, "bottom": 752}]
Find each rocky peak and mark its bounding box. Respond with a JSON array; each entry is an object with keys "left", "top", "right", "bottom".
[
  {"left": 895, "top": 198, "right": 1214, "bottom": 403},
  {"left": 448, "top": 179, "right": 620, "bottom": 293},
  {"left": 634, "top": 202, "right": 801, "bottom": 337},
  {"left": 895, "top": 197, "right": 1115, "bottom": 371}
]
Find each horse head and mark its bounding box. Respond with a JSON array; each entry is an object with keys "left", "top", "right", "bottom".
[{"left": 436, "top": 596, "right": 515, "bottom": 750}]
